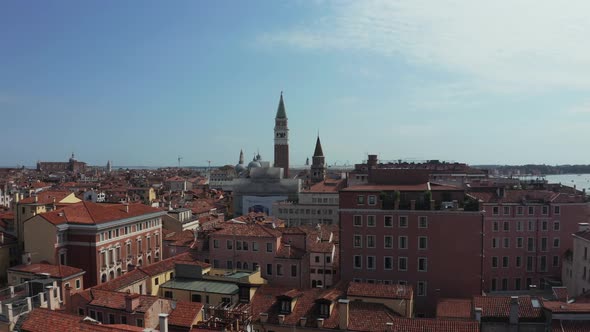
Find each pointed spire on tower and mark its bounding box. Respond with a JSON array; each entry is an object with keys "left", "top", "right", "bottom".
[
  {"left": 239, "top": 149, "right": 244, "bottom": 164},
  {"left": 276, "top": 91, "right": 287, "bottom": 119},
  {"left": 313, "top": 135, "right": 324, "bottom": 157}
]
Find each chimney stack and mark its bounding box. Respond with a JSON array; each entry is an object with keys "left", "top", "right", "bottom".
[
  {"left": 125, "top": 204, "right": 129, "bottom": 213},
  {"left": 34, "top": 195, "right": 38, "bottom": 203},
  {"left": 300, "top": 317, "right": 307, "bottom": 327},
  {"left": 579, "top": 223, "right": 590, "bottom": 232},
  {"left": 260, "top": 312, "right": 268, "bottom": 323},
  {"left": 317, "top": 318, "right": 324, "bottom": 328},
  {"left": 278, "top": 314, "right": 285, "bottom": 325},
  {"left": 338, "top": 299, "right": 349, "bottom": 330},
  {"left": 159, "top": 313, "right": 169, "bottom": 332},
  {"left": 125, "top": 294, "right": 140, "bottom": 312},
  {"left": 474, "top": 307, "right": 482, "bottom": 322},
  {"left": 386, "top": 322, "right": 393, "bottom": 332},
  {"left": 509, "top": 296, "right": 519, "bottom": 325}
]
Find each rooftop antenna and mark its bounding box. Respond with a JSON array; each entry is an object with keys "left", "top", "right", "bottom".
[{"left": 177, "top": 156, "right": 183, "bottom": 168}]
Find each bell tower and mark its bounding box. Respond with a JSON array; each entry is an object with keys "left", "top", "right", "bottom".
[
  {"left": 274, "top": 92, "right": 289, "bottom": 177},
  {"left": 311, "top": 135, "right": 326, "bottom": 183}
]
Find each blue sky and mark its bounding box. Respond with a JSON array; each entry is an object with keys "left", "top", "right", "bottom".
[{"left": 2, "top": 0, "right": 590, "bottom": 167}]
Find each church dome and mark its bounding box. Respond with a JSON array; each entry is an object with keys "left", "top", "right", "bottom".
[
  {"left": 235, "top": 163, "right": 246, "bottom": 173},
  {"left": 248, "top": 160, "right": 262, "bottom": 169}
]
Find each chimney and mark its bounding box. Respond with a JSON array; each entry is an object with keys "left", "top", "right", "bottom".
[
  {"left": 159, "top": 313, "right": 169, "bottom": 332},
  {"left": 300, "top": 317, "right": 307, "bottom": 327},
  {"left": 509, "top": 296, "right": 519, "bottom": 325},
  {"left": 386, "top": 322, "right": 393, "bottom": 332},
  {"left": 46, "top": 285, "right": 57, "bottom": 310},
  {"left": 579, "top": 223, "right": 590, "bottom": 232},
  {"left": 338, "top": 299, "right": 349, "bottom": 330},
  {"left": 260, "top": 312, "right": 269, "bottom": 323},
  {"left": 317, "top": 318, "right": 324, "bottom": 328},
  {"left": 278, "top": 314, "right": 285, "bottom": 325},
  {"left": 125, "top": 294, "right": 140, "bottom": 312},
  {"left": 474, "top": 307, "right": 482, "bottom": 322},
  {"left": 125, "top": 204, "right": 129, "bottom": 213},
  {"left": 34, "top": 195, "right": 38, "bottom": 203},
  {"left": 64, "top": 284, "right": 72, "bottom": 311},
  {"left": 22, "top": 252, "right": 32, "bottom": 265}
]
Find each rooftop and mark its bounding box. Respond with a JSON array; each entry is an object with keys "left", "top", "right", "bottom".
[
  {"left": 160, "top": 278, "right": 239, "bottom": 295},
  {"left": 39, "top": 201, "right": 163, "bottom": 225},
  {"left": 8, "top": 263, "right": 84, "bottom": 279}
]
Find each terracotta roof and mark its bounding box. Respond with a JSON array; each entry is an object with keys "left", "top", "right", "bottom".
[
  {"left": 276, "top": 243, "right": 306, "bottom": 259},
  {"left": 164, "top": 230, "right": 196, "bottom": 247},
  {"left": 473, "top": 296, "right": 543, "bottom": 319},
  {"left": 544, "top": 301, "right": 590, "bottom": 313},
  {"left": 19, "top": 191, "right": 75, "bottom": 205},
  {"left": 8, "top": 263, "right": 84, "bottom": 279},
  {"left": 386, "top": 317, "right": 480, "bottom": 332},
  {"left": 138, "top": 251, "right": 209, "bottom": 277},
  {"left": 471, "top": 190, "right": 585, "bottom": 204},
  {"left": 39, "top": 201, "right": 163, "bottom": 225},
  {"left": 305, "top": 179, "right": 346, "bottom": 193},
  {"left": 92, "top": 269, "right": 148, "bottom": 291},
  {"left": 347, "top": 301, "right": 398, "bottom": 331},
  {"left": 343, "top": 183, "right": 462, "bottom": 192},
  {"left": 168, "top": 301, "right": 203, "bottom": 328},
  {"left": 347, "top": 282, "right": 413, "bottom": 300},
  {"left": 88, "top": 289, "right": 158, "bottom": 312},
  {"left": 553, "top": 287, "right": 570, "bottom": 302},
  {"left": 19, "top": 308, "right": 146, "bottom": 332},
  {"left": 213, "top": 223, "right": 281, "bottom": 238},
  {"left": 436, "top": 298, "right": 473, "bottom": 319}
]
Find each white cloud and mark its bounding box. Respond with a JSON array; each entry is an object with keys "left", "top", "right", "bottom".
[{"left": 260, "top": 0, "right": 590, "bottom": 92}]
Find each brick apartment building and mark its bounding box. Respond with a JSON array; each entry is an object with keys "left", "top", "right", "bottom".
[
  {"left": 23, "top": 201, "right": 166, "bottom": 287},
  {"left": 471, "top": 188, "right": 588, "bottom": 293}
]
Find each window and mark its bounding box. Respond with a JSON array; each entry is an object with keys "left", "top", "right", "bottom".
[
  {"left": 226, "top": 261, "right": 233, "bottom": 269},
  {"left": 542, "top": 206, "right": 548, "bottom": 215},
  {"left": 553, "top": 238, "right": 560, "bottom": 248},
  {"left": 399, "top": 216, "right": 408, "bottom": 228},
  {"left": 164, "top": 291, "right": 173, "bottom": 299},
  {"left": 418, "top": 236, "right": 428, "bottom": 250},
  {"left": 76, "top": 279, "right": 81, "bottom": 289},
  {"left": 491, "top": 279, "right": 497, "bottom": 291},
  {"left": 515, "top": 278, "right": 522, "bottom": 290},
  {"left": 252, "top": 242, "right": 259, "bottom": 251},
  {"left": 527, "top": 238, "right": 535, "bottom": 252},
  {"left": 492, "top": 238, "right": 499, "bottom": 248},
  {"left": 89, "top": 310, "right": 96, "bottom": 320},
  {"left": 503, "top": 238, "right": 510, "bottom": 248},
  {"left": 357, "top": 195, "right": 365, "bottom": 205},
  {"left": 417, "top": 281, "right": 427, "bottom": 296},
  {"left": 492, "top": 257, "right": 498, "bottom": 268},
  {"left": 526, "top": 256, "right": 534, "bottom": 272},
  {"left": 226, "top": 240, "right": 233, "bottom": 250},
  {"left": 154, "top": 277, "right": 159, "bottom": 285},
  {"left": 353, "top": 215, "right": 362, "bottom": 227},
  {"left": 192, "top": 294, "right": 202, "bottom": 302},
  {"left": 516, "top": 237, "right": 523, "bottom": 248},
  {"left": 367, "top": 215, "right": 376, "bottom": 227},
  {"left": 281, "top": 300, "right": 291, "bottom": 313},
  {"left": 78, "top": 308, "right": 85, "bottom": 316},
  {"left": 384, "top": 216, "right": 393, "bottom": 227},
  {"left": 502, "top": 278, "right": 508, "bottom": 291},
  {"left": 503, "top": 206, "right": 510, "bottom": 215},
  {"left": 516, "top": 221, "right": 523, "bottom": 232},
  {"left": 366, "top": 235, "right": 376, "bottom": 248},
  {"left": 493, "top": 222, "right": 499, "bottom": 232},
  {"left": 516, "top": 256, "right": 522, "bottom": 268},
  {"left": 554, "top": 206, "right": 560, "bottom": 215},
  {"left": 315, "top": 256, "right": 320, "bottom": 263},
  {"left": 266, "top": 264, "right": 273, "bottom": 275},
  {"left": 384, "top": 256, "right": 393, "bottom": 270},
  {"left": 277, "top": 264, "right": 283, "bottom": 276},
  {"left": 243, "top": 241, "right": 249, "bottom": 250},
  {"left": 553, "top": 221, "right": 560, "bottom": 231},
  {"left": 553, "top": 255, "right": 560, "bottom": 267},
  {"left": 418, "top": 257, "right": 427, "bottom": 272},
  {"left": 398, "top": 257, "right": 407, "bottom": 271},
  {"left": 109, "top": 314, "right": 115, "bottom": 324},
  {"left": 542, "top": 221, "right": 548, "bottom": 231},
  {"left": 517, "top": 206, "right": 523, "bottom": 215},
  {"left": 354, "top": 235, "right": 362, "bottom": 248},
  {"left": 266, "top": 242, "right": 273, "bottom": 252},
  {"left": 539, "top": 256, "right": 547, "bottom": 272},
  {"left": 212, "top": 239, "right": 219, "bottom": 249},
  {"left": 367, "top": 256, "right": 376, "bottom": 270},
  {"left": 503, "top": 221, "right": 510, "bottom": 231},
  {"left": 502, "top": 256, "right": 509, "bottom": 268},
  {"left": 97, "top": 312, "right": 104, "bottom": 323},
  {"left": 398, "top": 236, "right": 408, "bottom": 249},
  {"left": 528, "top": 206, "right": 534, "bottom": 215},
  {"left": 136, "top": 319, "right": 144, "bottom": 328},
  {"left": 493, "top": 207, "right": 499, "bottom": 215},
  {"left": 384, "top": 236, "right": 393, "bottom": 249},
  {"left": 541, "top": 238, "right": 548, "bottom": 252},
  {"left": 528, "top": 220, "right": 535, "bottom": 231},
  {"left": 418, "top": 216, "right": 428, "bottom": 228},
  {"left": 353, "top": 255, "right": 362, "bottom": 269},
  {"left": 326, "top": 256, "right": 331, "bottom": 263},
  {"left": 291, "top": 265, "right": 297, "bottom": 277},
  {"left": 368, "top": 195, "right": 376, "bottom": 205}
]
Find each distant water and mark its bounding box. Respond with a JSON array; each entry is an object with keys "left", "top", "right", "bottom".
[{"left": 543, "top": 174, "right": 590, "bottom": 192}]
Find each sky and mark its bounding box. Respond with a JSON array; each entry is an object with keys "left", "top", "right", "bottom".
[{"left": 2, "top": 0, "right": 590, "bottom": 167}]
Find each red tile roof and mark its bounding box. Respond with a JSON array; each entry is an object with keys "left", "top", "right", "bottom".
[
  {"left": 544, "top": 301, "right": 590, "bottom": 313},
  {"left": 168, "top": 301, "right": 203, "bottom": 328},
  {"left": 473, "top": 296, "right": 543, "bottom": 319},
  {"left": 92, "top": 269, "right": 148, "bottom": 292},
  {"left": 553, "top": 287, "right": 570, "bottom": 302},
  {"left": 138, "top": 251, "right": 209, "bottom": 277},
  {"left": 343, "top": 183, "right": 462, "bottom": 192},
  {"left": 19, "top": 191, "right": 75, "bottom": 205},
  {"left": 436, "top": 298, "right": 473, "bottom": 319},
  {"left": 305, "top": 179, "right": 346, "bottom": 193},
  {"left": 88, "top": 289, "right": 158, "bottom": 312},
  {"left": 20, "top": 308, "right": 146, "bottom": 332},
  {"left": 386, "top": 317, "right": 480, "bottom": 332},
  {"left": 347, "top": 282, "right": 413, "bottom": 300},
  {"left": 9, "top": 263, "right": 84, "bottom": 279},
  {"left": 40, "top": 201, "right": 163, "bottom": 225},
  {"left": 347, "top": 301, "right": 398, "bottom": 331},
  {"left": 213, "top": 223, "right": 281, "bottom": 238}
]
